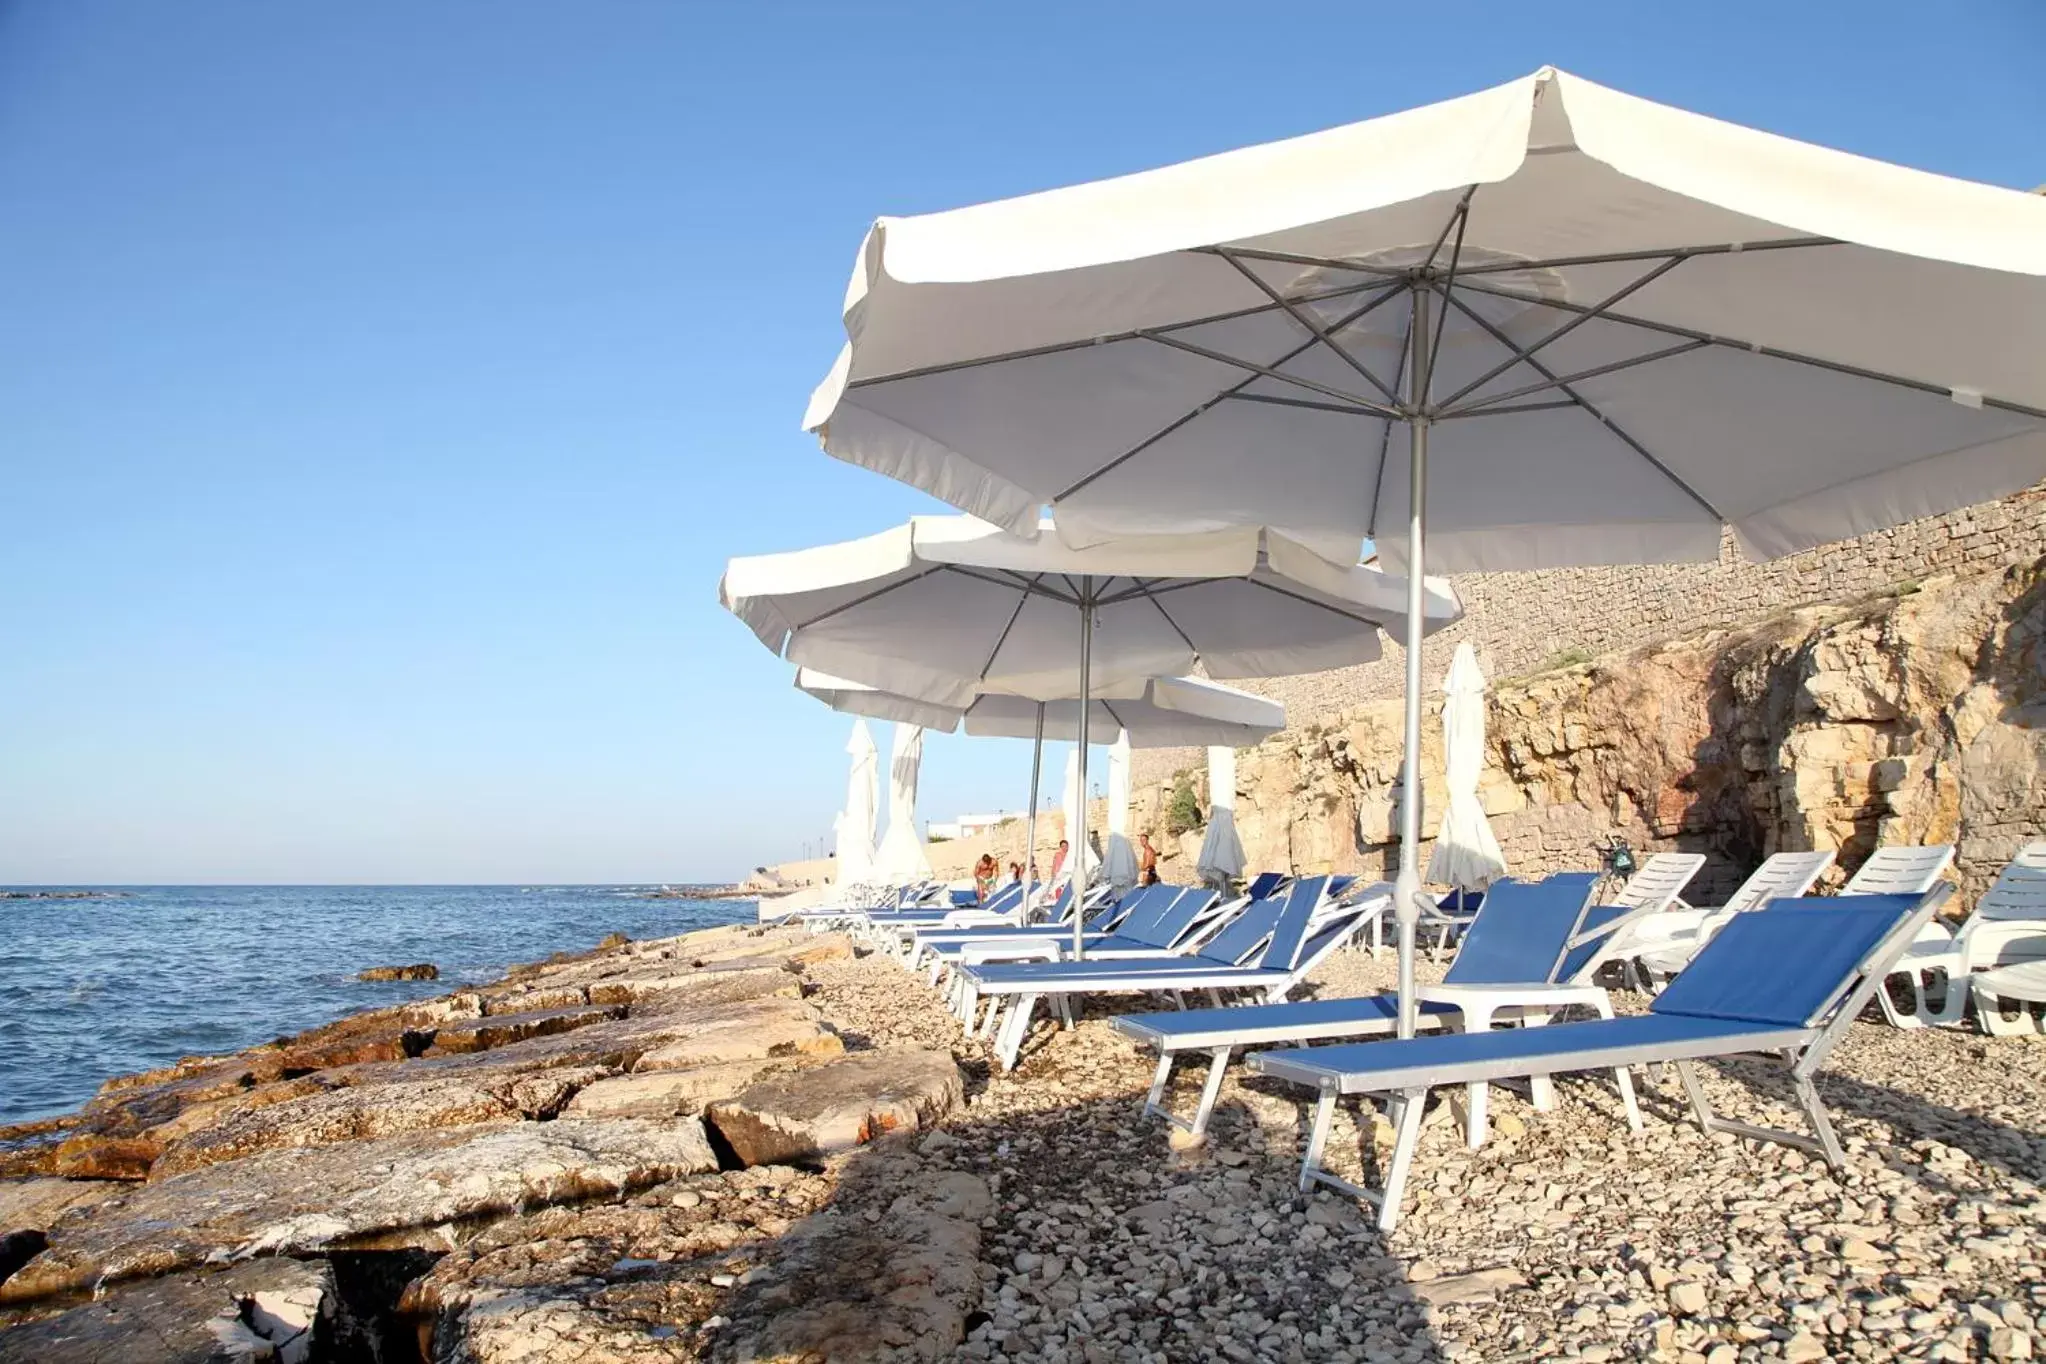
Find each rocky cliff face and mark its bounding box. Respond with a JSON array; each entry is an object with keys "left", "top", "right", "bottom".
[{"left": 1137, "top": 556, "right": 2046, "bottom": 907}]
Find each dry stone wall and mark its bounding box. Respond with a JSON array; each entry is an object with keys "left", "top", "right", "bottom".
[{"left": 1133, "top": 555, "right": 2046, "bottom": 908}]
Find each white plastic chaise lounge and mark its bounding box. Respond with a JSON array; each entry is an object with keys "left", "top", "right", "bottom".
[
  {"left": 1114, "top": 871, "right": 1652, "bottom": 1144},
  {"left": 1893, "top": 842, "right": 2046, "bottom": 1034},
  {"left": 962, "top": 876, "right": 1384, "bottom": 1069},
  {"left": 1245, "top": 885, "right": 1952, "bottom": 1231},
  {"left": 1607, "top": 850, "right": 1837, "bottom": 990}
]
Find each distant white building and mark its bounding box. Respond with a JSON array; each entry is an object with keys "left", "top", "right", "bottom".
[{"left": 926, "top": 811, "right": 1020, "bottom": 842}]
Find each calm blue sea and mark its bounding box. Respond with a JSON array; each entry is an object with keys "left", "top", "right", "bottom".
[{"left": 0, "top": 886, "right": 751, "bottom": 1125}]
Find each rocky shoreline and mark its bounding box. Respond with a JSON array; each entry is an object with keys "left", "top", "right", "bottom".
[{"left": 2, "top": 923, "right": 2042, "bottom": 1362}]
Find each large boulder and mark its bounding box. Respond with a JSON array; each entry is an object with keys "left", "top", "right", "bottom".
[
  {"left": 0, "top": 1119, "right": 718, "bottom": 1303},
  {"left": 0, "top": 1256, "right": 333, "bottom": 1364},
  {"left": 705, "top": 1048, "right": 963, "bottom": 1168},
  {"left": 564, "top": 1058, "right": 804, "bottom": 1120}
]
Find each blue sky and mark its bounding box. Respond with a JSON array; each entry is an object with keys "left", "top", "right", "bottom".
[{"left": 3, "top": 2, "right": 2040, "bottom": 884}]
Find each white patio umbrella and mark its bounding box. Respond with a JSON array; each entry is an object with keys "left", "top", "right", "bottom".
[
  {"left": 870, "top": 723, "right": 933, "bottom": 885},
  {"left": 728, "top": 516, "right": 1458, "bottom": 955},
  {"left": 795, "top": 667, "right": 1283, "bottom": 914},
  {"left": 803, "top": 66, "right": 2046, "bottom": 1034},
  {"left": 1103, "top": 731, "right": 1139, "bottom": 891},
  {"left": 1425, "top": 642, "right": 1507, "bottom": 892},
  {"left": 1195, "top": 745, "right": 1246, "bottom": 890},
  {"left": 834, "top": 718, "right": 880, "bottom": 888}
]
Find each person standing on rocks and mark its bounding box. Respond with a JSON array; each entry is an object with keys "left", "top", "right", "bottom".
[
  {"left": 1048, "top": 839, "right": 1069, "bottom": 887},
  {"left": 1138, "top": 833, "right": 1160, "bottom": 886}
]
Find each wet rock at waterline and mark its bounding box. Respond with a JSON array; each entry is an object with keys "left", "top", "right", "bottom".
[{"left": 356, "top": 963, "right": 439, "bottom": 983}]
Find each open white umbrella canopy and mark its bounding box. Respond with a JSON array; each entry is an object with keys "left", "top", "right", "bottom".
[
  {"left": 870, "top": 723, "right": 934, "bottom": 886},
  {"left": 1103, "top": 731, "right": 1139, "bottom": 891},
  {"left": 727, "top": 515, "right": 1460, "bottom": 708},
  {"left": 1195, "top": 745, "right": 1246, "bottom": 889},
  {"left": 1425, "top": 642, "right": 1507, "bottom": 892},
  {"left": 834, "top": 718, "right": 880, "bottom": 888},
  {"left": 798, "top": 669, "right": 1287, "bottom": 748},
  {"left": 802, "top": 66, "right": 2046, "bottom": 1032}
]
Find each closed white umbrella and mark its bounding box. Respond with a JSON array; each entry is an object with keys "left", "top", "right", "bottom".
[
  {"left": 802, "top": 66, "right": 2046, "bottom": 1036},
  {"left": 1195, "top": 745, "right": 1246, "bottom": 890},
  {"left": 1425, "top": 642, "right": 1507, "bottom": 892},
  {"left": 730, "top": 517, "right": 1457, "bottom": 956},
  {"left": 1103, "top": 731, "right": 1138, "bottom": 891},
  {"left": 834, "top": 718, "right": 880, "bottom": 889},
  {"left": 870, "top": 723, "right": 933, "bottom": 885}
]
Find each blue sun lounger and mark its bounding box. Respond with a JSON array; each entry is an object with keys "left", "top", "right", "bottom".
[
  {"left": 960, "top": 877, "right": 1387, "bottom": 1068},
  {"left": 1113, "top": 872, "right": 1634, "bottom": 1143},
  {"left": 1246, "top": 887, "right": 1951, "bottom": 1230}
]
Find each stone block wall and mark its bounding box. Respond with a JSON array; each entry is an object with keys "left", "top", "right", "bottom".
[{"left": 1133, "top": 481, "right": 2046, "bottom": 789}]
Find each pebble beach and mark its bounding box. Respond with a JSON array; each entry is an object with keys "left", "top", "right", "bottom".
[{"left": 0, "top": 918, "right": 2041, "bottom": 1363}]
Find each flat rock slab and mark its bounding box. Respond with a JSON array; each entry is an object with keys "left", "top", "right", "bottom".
[
  {"left": 0, "top": 1180, "right": 119, "bottom": 1236},
  {"left": 632, "top": 998, "right": 842, "bottom": 1072},
  {"left": 564, "top": 1058, "right": 806, "bottom": 1120},
  {"left": 0, "top": 1118, "right": 718, "bottom": 1303},
  {"left": 705, "top": 1047, "right": 963, "bottom": 1168},
  {"left": 151, "top": 1076, "right": 520, "bottom": 1178},
  {"left": 587, "top": 964, "right": 797, "bottom": 1008},
  {"left": 423, "top": 1003, "right": 628, "bottom": 1055},
  {"left": 0, "top": 1256, "right": 333, "bottom": 1364}
]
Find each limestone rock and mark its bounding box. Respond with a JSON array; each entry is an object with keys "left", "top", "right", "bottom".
[
  {"left": 0, "top": 1179, "right": 120, "bottom": 1237},
  {"left": 632, "top": 998, "right": 842, "bottom": 1072},
  {"left": 150, "top": 1076, "right": 521, "bottom": 1178},
  {"left": 403, "top": 1169, "right": 834, "bottom": 1363},
  {"left": 705, "top": 1047, "right": 963, "bottom": 1167},
  {"left": 0, "top": 1119, "right": 718, "bottom": 1302},
  {"left": 357, "top": 963, "right": 439, "bottom": 982},
  {"left": 714, "top": 1166, "right": 993, "bottom": 1362},
  {"left": 563, "top": 1058, "right": 801, "bottom": 1119},
  {"left": 422, "top": 1003, "right": 628, "bottom": 1056},
  {"left": 0, "top": 1256, "right": 333, "bottom": 1364}
]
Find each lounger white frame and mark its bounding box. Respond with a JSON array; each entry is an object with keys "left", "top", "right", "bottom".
[
  {"left": 972, "top": 882, "right": 1384, "bottom": 1070},
  {"left": 1248, "top": 886, "right": 1951, "bottom": 1231},
  {"left": 1901, "top": 842, "right": 2046, "bottom": 1033},
  {"left": 1611, "top": 850, "right": 1836, "bottom": 989}
]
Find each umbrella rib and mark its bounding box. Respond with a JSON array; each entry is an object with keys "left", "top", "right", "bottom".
[
  {"left": 1451, "top": 236, "right": 1840, "bottom": 276},
  {"left": 1223, "top": 391, "right": 1386, "bottom": 417},
  {"left": 1365, "top": 294, "right": 1416, "bottom": 540},
  {"left": 1422, "top": 187, "right": 1479, "bottom": 272},
  {"left": 1127, "top": 580, "right": 1203, "bottom": 656},
  {"left": 787, "top": 564, "right": 945, "bottom": 633},
  {"left": 1241, "top": 574, "right": 1399, "bottom": 631},
  {"left": 1434, "top": 254, "right": 1687, "bottom": 412},
  {"left": 1450, "top": 278, "right": 2046, "bottom": 422},
  {"left": 1423, "top": 196, "right": 1474, "bottom": 386},
  {"left": 941, "top": 563, "right": 1082, "bottom": 606},
  {"left": 1435, "top": 398, "right": 1583, "bottom": 421},
  {"left": 1100, "top": 697, "right": 1129, "bottom": 732},
  {"left": 1135, "top": 330, "right": 1402, "bottom": 417},
  {"left": 1443, "top": 339, "right": 1711, "bottom": 415},
  {"left": 844, "top": 277, "right": 1392, "bottom": 390},
  {"left": 976, "top": 575, "right": 1040, "bottom": 683},
  {"left": 1055, "top": 284, "right": 1406, "bottom": 502},
  {"left": 1216, "top": 235, "right": 1834, "bottom": 281},
  {"left": 1207, "top": 248, "right": 1402, "bottom": 404},
  {"left": 1438, "top": 289, "right": 1728, "bottom": 521}
]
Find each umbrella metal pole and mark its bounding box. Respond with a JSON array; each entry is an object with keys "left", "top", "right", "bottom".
[
  {"left": 1073, "top": 583, "right": 1094, "bottom": 960},
  {"left": 1394, "top": 286, "right": 1435, "bottom": 1040},
  {"left": 1023, "top": 702, "right": 1044, "bottom": 919}
]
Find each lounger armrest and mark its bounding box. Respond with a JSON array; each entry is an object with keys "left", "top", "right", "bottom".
[
  {"left": 1954, "top": 921, "right": 2046, "bottom": 974},
  {"left": 960, "top": 938, "right": 1063, "bottom": 966},
  {"left": 1418, "top": 982, "right": 1613, "bottom": 1019},
  {"left": 940, "top": 909, "right": 1015, "bottom": 927}
]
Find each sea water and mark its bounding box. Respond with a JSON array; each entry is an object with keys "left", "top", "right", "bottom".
[{"left": 0, "top": 885, "right": 749, "bottom": 1124}]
